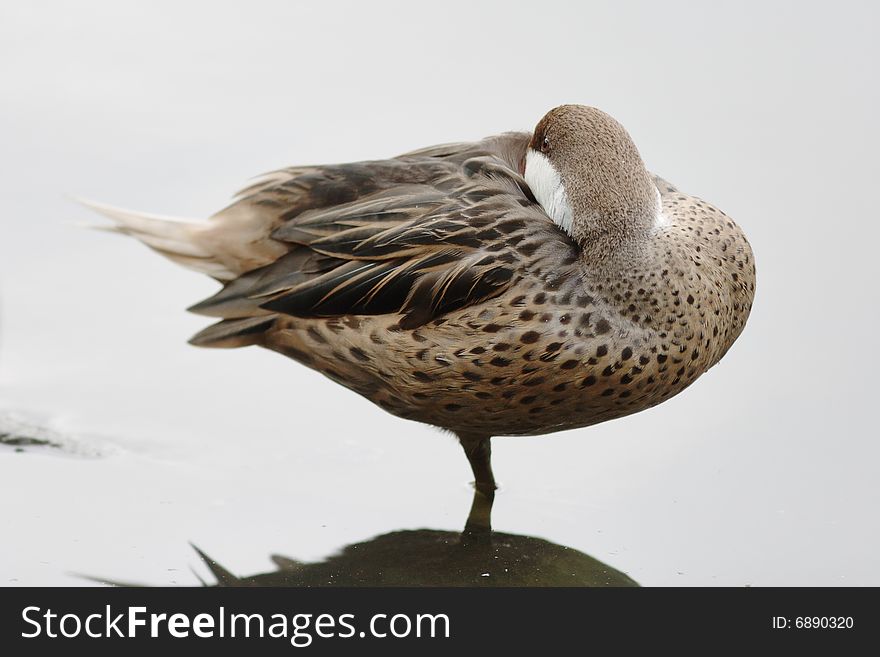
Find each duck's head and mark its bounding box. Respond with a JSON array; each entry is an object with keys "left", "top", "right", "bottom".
[{"left": 524, "top": 105, "right": 661, "bottom": 250}]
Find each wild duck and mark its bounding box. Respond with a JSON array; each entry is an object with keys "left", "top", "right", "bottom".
[{"left": 86, "top": 105, "right": 755, "bottom": 531}]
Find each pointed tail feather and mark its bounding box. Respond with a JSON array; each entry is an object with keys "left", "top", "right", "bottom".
[{"left": 78, "top": 198, "right": 236, "bottom": 280}]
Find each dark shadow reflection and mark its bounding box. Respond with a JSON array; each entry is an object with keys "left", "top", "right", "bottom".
[
  {"left": 190, "top": 528, "right": 638, "bottom": 587},
  {"left": 90, "top": 487, "right": 637, "bottom": 587}
]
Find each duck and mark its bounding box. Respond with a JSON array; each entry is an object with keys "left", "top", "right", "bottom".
[{"left": 85, "top": 105, "right": 755, "bottom": 532}]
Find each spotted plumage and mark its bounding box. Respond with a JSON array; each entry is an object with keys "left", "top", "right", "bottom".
[{"left": 87, "top": 105, "right": 755, "bottom": 531}]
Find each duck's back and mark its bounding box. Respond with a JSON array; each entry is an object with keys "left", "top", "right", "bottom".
[{"left": 185, "top": 132, "right": 569, "bottom": 344}]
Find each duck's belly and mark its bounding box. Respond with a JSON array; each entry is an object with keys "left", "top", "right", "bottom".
[{"left": 263, "top": 297, "right": 714, "bottom": 438}]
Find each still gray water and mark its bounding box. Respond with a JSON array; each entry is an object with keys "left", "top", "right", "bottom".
[{"left": 2, "top": 1, "right": 878, "bottom": 587}]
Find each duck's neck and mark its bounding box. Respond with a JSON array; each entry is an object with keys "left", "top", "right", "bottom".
[
  {"left": 524, "top": 148, "right": 663, "bottom": 264},
  {"left": 573, "top": 184, "right": 664, "bottom": 266}
]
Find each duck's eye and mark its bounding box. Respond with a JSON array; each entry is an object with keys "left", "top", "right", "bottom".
[{"left": 541, "top": 136, "right": 550, "bottom": 153}]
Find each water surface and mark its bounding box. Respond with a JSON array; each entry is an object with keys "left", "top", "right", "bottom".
[{"left": 2, "top": 0, "right": 878, "bottom": 587}]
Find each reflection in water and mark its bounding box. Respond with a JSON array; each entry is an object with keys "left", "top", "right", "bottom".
[
  {"left": 183, "top": 484, "right": 637, "bottom": 587},
  {"left": 190, "top": 529, "right": 637, "bottom": 587},
  {"left": 94, "top": 488, "right": 636, "bottom": 587}
]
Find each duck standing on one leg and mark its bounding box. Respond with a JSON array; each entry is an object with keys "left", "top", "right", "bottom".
[{"left": 86, "top": 105, "right": 755, "bottom": 533}]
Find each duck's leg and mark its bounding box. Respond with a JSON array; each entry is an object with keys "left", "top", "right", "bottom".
[{"left": 457, "top": 433, "right": 496, "bottom": 537}]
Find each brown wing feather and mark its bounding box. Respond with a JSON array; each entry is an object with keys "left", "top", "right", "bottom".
[{"left": 190, "top": 133, "right": 537, "bottom": 339}]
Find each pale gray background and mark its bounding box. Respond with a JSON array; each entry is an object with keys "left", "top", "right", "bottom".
[{"left": 1, "top": 0, "right": 877, "bottom": 586}]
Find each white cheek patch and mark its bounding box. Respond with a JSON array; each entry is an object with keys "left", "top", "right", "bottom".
[
  {"left": 524, "top": 150, "right": 574, "bottom": 236},
  {"left": 652, "top": 187, "right": 670, "bottom": 229}
]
